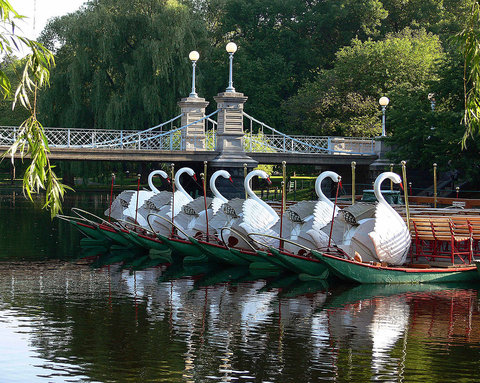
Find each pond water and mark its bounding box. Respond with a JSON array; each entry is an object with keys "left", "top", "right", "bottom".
[{"left": 1, "top": 191, "right": 480, "bottom": 382}]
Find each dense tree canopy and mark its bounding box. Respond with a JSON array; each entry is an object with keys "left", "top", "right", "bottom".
[
  {"left": 282, "top": 29, "right": 445, "bottom": 136},
  {"left": 7, "top": 0, "right": 473, "bottom": 184},
  {"left": 38, "top": 0, "right": 208, "bottom": 130}
]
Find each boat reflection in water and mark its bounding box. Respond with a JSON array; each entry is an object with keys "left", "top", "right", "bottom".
[
  {"left": 1, "top": 261, "right": 480, "bottom": 382},
  {"left": 324, "top": 283, "right": 480, "bottom": 382}
]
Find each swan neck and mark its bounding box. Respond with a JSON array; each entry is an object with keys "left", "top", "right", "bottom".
[
  {"left": 210, "top": 172, "right": 228, "bottom": 203},
  {"left": 148, "top": 171, "right": 162, "bottom": 193},
  {"left": 245, "top": 172, "right": 277, "bottom": 218},
  {"left": 175, "top": 169, "right": 190, "bottom": 198},
  {"left": 315, "top": 173, "right": 334, "bottom": 207},
  {"left": 244, "top": 172, "right": 257, "bottom": 200},
  {"left": 374, "top": 174, "right": 393, "bottom": 209}
]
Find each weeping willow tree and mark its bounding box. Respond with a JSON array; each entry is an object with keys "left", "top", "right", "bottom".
[
  {"left": 1, "top": 0, "right": 69, "bottom": 218},
  {"left": 38, "top": 0, "right": 208, "bottom": 131},
  {"left": 457, "top": 0, "right": 480, "bottom": 146}
]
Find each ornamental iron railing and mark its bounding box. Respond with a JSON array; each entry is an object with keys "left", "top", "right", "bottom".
[{"left": 0, "top": 110, "right": 376, "bottom": 155}]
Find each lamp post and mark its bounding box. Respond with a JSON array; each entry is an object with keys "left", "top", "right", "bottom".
[
  {"left": 225, "top": 42, "right": 237, "bottom": 92},
  {"left": 379, "top": 96, "right": 389, "bottom": 137},
  {"left": 189, "top": 50, "right": 200, "bottom": 98}
]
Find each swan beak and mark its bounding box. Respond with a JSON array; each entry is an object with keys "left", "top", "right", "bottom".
[
  {"left": 338, "top": 180, "right": 343, "bottom": 189},
  {"left": 399, "top": 181, "right": 404, "bottom": 190},
  {"left": 266, "top": 177, "right": 272, "bottom": 185},
  {"left": 192, "top": 174, "right": 197, "bottom": 181},
  {"left": 229, "top": 177, "right": 234, "bottom": 183},
  {"left": 166, "top": 177, "right": 171, "bottom": 184}
]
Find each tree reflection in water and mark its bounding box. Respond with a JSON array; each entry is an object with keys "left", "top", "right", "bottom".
[{"left": 0, "top": 260, "right": 479, "bottom": 382}]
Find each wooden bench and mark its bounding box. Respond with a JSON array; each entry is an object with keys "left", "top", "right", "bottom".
[
  {"left": 453, "top": 216, "right": 480, "bottom": 257},
  {"left": 410, "top": 217, "right": 436, "bottom": 259},
  {"left": 409, "top": 216, "right": 473, "bottom": 264}
]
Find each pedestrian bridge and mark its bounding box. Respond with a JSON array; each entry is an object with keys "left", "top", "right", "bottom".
[{"left": 0, "top": 110, "right": 379, "bottom": 165}]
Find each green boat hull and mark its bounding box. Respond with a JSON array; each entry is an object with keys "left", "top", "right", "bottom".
[
  {"left": 189, "top": 238, "right": 249, "bottom": 266},
  {"left": 80, "top": 237, "right": 111, "bottom": 249},
  {"left": 71, "top": 221, "right": 108, "bottom": 242},
  {"left": 129, "top": 231, "right": 170, "bottom": 252},
  {"left": 229, "top": 248, "right": 260, "bottom": 263},
  {"left": 156, "top": 234, "right": 202, "bottom": 258},
  {"left": 312, "top": 250, "right": 479, "bottom": 284},
  {"left": 98, "top": 226, "right": 135, "bottom": 248},
  {"left": 255, "top": 250, "right": 289, "bottom": 270},
  {"left": 227, "top": 248, "right": 284, "bottom": 274},
  {"left": 269, "top": 247, "right": 329, "bottom": 279},
  {"left": 149, "top": 248, "right": 173, "bottom": 261}
]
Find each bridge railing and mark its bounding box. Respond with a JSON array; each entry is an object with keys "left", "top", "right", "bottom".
[
  {"left": 242, "top": 112, "right": 376, "bottom": 155},
  {"left": 0, "top": 110, "right": 376, "bottom": 155},
  {"left": 0, "top": 114, "right": 186, "bottom": 149},
  {"left": 0, "top": 112, "right": 220, "bottom": 151}
]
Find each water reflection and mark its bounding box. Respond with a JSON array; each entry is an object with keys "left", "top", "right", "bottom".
[
  {"left": 0, "top": 190, "right": 110, "bottom": 261},
  {"left": 1, "top": 262, "right": 479, "bottom": 382},
  {"left": 324, "top": 284, "right": 480, "bottom": 382},
  {"left": 2, "top": 192, "right": 480, "bottom": 382}
]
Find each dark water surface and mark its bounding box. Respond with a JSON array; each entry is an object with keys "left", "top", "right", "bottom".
[{"left": 1, "top": 191, "right": 480, "bottom": 382}]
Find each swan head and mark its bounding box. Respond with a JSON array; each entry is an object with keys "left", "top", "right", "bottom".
[
  {"left": 210, "top": 170, "right": 233, "bottom": 189},
  {"left": 255, "top": 170, "right": 271, "bottom": 184},
  {"left": 315, "top": 171, "right": 341, "bottom": 199},
  {"left": 174, "top": 167, "right": 197, "bottom": 191},
  {"left": 375, "top": 172, "right": 402, "bottom": 190},
  {"left": 244, "top": 169, "right": 271, "bottom": 193},
  {"left": 212, "top": 170, "right": 232, "bottom": 182},
  {"left": 148, "top": 169, "right": 171, "bottom": 191},
  {"left": 373, "top": 172, "right": 402, "bottom": 203},
  {"left": 156, "top": 170, "right": 170, "bottom": 184},
  {"left": 158, "top": 170, "right": 171, "bottom": 184},
  {"left": 176, "top": 167, "right": 196, "bottom": 179}
]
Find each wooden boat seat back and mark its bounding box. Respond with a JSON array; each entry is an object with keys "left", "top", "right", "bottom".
[{"left": 409, "top": 216, "right": 474, "bottom": 264}]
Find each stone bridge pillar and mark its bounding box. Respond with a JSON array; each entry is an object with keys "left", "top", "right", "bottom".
[
  {"left": 369, "top": 138, "right": 391, "bottom": 180},
  {"left": 210, "top": 91, "right": 258, "bottom": 198},
  {"left": 177, "top": 96, "right": 209, "bottom": 150}
]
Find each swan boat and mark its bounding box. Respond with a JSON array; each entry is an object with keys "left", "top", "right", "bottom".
[
  {"left": 151, "top": 170, "right": 239, "bottom": 264},
  {"left": 182, "top": 170, "right": 343, "bottom": 276},
  {"left": 311, "top": 249, "right": 478, "bottom": 284},
  {"left": 310, "top": 172, "right": 478, "bottom": 284},
  {"left": 58, "top": 170, "right": 177, "bottom": 263}
]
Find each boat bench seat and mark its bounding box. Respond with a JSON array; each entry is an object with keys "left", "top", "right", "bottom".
[{"left": 409, "top": 216, "right": 473, "bottom": 264}]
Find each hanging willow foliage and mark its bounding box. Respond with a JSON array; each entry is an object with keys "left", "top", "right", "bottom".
[
  {"left": 0, "top": 1, "right": 71, "bottom": 218},
  {"left": 457, "top": 0, "right": 480, "bottom": 147}
]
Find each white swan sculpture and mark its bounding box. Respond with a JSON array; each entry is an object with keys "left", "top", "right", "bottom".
[
  {"left": 341, "top": 172, "right": 410, "bottom": 265},
  {"left": 226, "top": 170, "right": 279, "bottom": 248},
  {"left": 174, "top": 170, "right": 233, "bottom": 238},
  {"left": 126, "top": 170, "right": 171, "bottom": 226},
  {"left": 287, "top": 171, "right": 341, "bottom": 251},
  {"left": 106, "top": 169, "right": 169, "bottom": 224},
  {"left": 148, "top": 167, "right": 196, "bottom": 235},
  {"left": 208, "top": 170, "right": 256, "bottom": 235},
  {"left": 210, "top": 170, "right": 233, "bottom": 215},
  {"left": 169, "top": 167, "right": 196, "bottom": 217}
]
